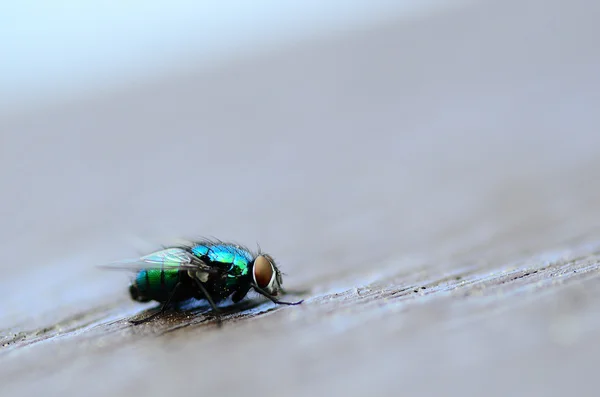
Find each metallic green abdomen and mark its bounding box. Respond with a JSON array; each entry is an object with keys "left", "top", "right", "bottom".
[{"left": 132, "top": 268, "right": 180, "bottom": 302}]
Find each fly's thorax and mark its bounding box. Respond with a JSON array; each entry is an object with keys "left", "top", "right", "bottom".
[
  {"left": 191, "top": 243, "right": 252, "bottom": 276},
  {"left": 252, "top": 254, "right": 282, "bottom": 295}
]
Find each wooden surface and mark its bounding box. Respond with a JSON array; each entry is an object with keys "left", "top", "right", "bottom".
[{"left": 2, "top": 0, "right": 600, "bottom": 395}]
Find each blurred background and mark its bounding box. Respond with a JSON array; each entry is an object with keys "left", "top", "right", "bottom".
[
  {"left": 1, "top": 0, "right": 465, "bottom": 325},
  {"left": 2, "top": 0, "right": 446, "bottom": 113},
  {"left": 2, "top": 0, "right": 600, "bottom": 396}
]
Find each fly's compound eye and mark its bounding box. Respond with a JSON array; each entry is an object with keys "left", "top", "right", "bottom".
[{"left": 253, "top": 255, "right": 275, "bottom": 290}]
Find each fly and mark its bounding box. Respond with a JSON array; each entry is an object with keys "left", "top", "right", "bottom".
[{"left": 102, "top": 239, "right": 302, "bottom": 325}]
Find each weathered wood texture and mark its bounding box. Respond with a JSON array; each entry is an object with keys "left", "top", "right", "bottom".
[{"left": 1, "top": 0, "right": 600, "bottom": 396}]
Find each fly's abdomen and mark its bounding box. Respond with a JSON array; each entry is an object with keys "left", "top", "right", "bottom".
[{"left": 130, "top": 268, "right": 180, "bottom": 303}]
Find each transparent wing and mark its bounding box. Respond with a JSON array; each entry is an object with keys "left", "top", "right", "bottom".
[{"left": 98, "top": 247, "right": 215, "bottom": 273}]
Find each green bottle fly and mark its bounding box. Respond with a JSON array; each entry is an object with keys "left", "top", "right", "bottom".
[{"left": 104, "top": 240, "right": 302, "bottom": 324}]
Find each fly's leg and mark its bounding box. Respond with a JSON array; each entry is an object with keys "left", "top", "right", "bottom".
[
  {"left": 252, "top": 285, "right": 304, "bottom": 305},
  {"left": 192, "top": 279, "right": 223, "bottom": 326},
  {"left": 130, "top": 282, "right": 182, "bottom": 325}
]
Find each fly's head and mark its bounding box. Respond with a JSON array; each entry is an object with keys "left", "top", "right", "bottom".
[{"left": 252, "top": 254, "right": 283, "bottom": 296}]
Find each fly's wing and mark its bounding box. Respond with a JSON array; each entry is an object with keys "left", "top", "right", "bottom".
[{"left": 99, "top": 247, "right": 217, "bottom": 274}]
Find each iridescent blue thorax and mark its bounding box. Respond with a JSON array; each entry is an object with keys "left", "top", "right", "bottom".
[{"left": 190, "top": 243, "right": 254, "bottom": 286}]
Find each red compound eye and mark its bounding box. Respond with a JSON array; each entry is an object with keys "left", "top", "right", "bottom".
[{"left": 253, "top": 255, "right": 274, "bottom": 288}]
